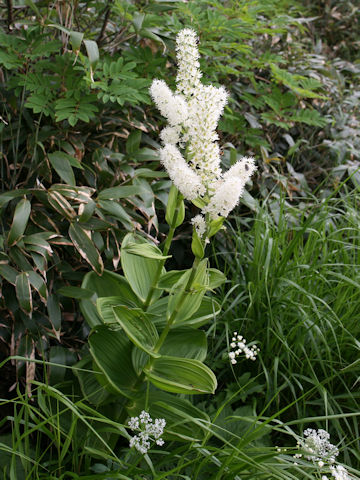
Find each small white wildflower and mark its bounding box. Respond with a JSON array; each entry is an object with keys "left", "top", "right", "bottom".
[
  {"left": 128, "top": 411, "right": 166, "bottom": 455},
  {"left": 159, "top": 145, "right": 205, "bottom": 200},
  {"left": 319, "top": 461, "right": 325, "bottom": 468},
  {"left": 128, "top": 416, "right": 139, "bottom": 430},
  {"left": 322, "top": 476, "right": 330, "bottom": 480},
  {"left": 191, "top": 214, "right": 207, "bottom": 238},
  {"left": 150, "top": 79, "right": 188, "bottom": 126},
  {"left": 228, "top": 332, "right": 260, "bottom": 363},
  {"left": 330, "top": 465, "right": 352, "bottom": 480},
  {"left": 301, "top": 429, "right": 339, "bottom": 464}
]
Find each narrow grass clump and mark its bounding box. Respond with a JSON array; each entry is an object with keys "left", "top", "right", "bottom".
[{"left": 215, "top": 190, "right": 360, "bottom": 469}]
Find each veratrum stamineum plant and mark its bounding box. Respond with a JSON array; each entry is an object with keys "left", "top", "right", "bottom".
[{"left": 78, "top": 29, "right": 256, "bottom": 444}]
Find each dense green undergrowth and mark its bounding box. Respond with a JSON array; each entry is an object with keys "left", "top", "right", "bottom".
[{"left": 0, "top": 0, "right": 359, "bottom": 478}]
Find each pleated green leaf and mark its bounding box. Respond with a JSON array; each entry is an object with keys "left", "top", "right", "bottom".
[
  {"left": 148, "top": 295, "right": 221, "bottom": 329},
  {"left": 80, "top": 270, "right": 140, "bottom": 327},
  {"left": 121, "top": 233, "right": 164, "bottom": 303},
  {"left": 113, "top": 305, "right": 159, "bottom": 357},
  {"left": 89, "top": 325, "right": 137, "bottom": 399},
  {"left": 145, "top": 356, "right": 217, "bottom": 395}
]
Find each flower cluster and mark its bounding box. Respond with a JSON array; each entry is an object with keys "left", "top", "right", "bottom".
[
  {"left": 228, "top": 332, "right": 260, "bottom": 364},
  {"left": 150, "top": 28, "right": 257, "bottom": 232},
  {"left": 128, "top": 410, "right": 166, "bottom": 454},
  {"left": 294, "top": 428, "right": 353, "bottom": 480},
  {"left": 295, "top": 428, "right": 339, "bottom": 465}
]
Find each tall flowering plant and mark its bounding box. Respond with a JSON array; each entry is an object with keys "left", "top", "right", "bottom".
[{"left": 78, "top": 29, "right": 256, "bottom": 445}]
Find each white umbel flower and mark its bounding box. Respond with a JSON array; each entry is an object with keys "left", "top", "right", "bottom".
[
  {"left": 228, "top": 332, "right": 260, "bottom": 364},
  {"left": 296, "top": 429, "right": 339, "bottom": 464},
  {"left": 128, "top": 410, "right": 166, "bottom": 455},
  {"left": 159, "top": 145, "right": 205, "bottom": 200},
  {"left": 175, "top": 28, "right": 202, "bottom": 97},
  {"left": 330, "top": 465, "right": 352, "bottom": 480},
  {"left": 149, "top": 79, "right": 188, "bottom": 126}
]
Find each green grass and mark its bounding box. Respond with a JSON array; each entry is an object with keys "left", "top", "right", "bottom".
[{"left": 212, "top": 187, "right": 360, "bottom": 470}]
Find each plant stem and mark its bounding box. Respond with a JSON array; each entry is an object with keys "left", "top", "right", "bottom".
[
  {"left": 142, "top": 193, "right": 184, "bottom": 311},
  {"left": 130, "top": 255, "right": 201, "bottom": 392},
  {"left": 153, "top": 256, "right": 200, "bottom": 353}
]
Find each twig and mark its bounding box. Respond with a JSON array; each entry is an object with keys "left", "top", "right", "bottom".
[
  {"left": 6, "top": 0, "right": 14, "bottom": 31},
  {"left": 97, "top": 0, "right": 113, "bottom": 45}
]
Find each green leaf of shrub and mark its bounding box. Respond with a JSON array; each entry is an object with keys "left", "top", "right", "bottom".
[
  {"left": 69, "top": 223, "right": 103, "bottom": 275},
  {"left": 48, "top": 152, "right": 76, "bottom": 186},
  {"left": 8, "top": 198, "right": 31, "bottom": 246},
  {"left": 15, "top": 272, "right": 32, "bottom": 314}
]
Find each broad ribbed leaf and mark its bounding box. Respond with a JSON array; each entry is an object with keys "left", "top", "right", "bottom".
[
  {"left": 148, "top": 295, "right": 221, "bottom": 329},
  {"left": 97, "top": 296, "right": 139, "bottom": 324},
  {"left": 208, "top": 268, "right": 226, "bottom": 289},
  {"left": 8, "top": 198, "right": 31, "bottom": 246},
  {"left": 167, "top": 259, "right": 208, "bottom": 322},
  {"left": 89, "top": 325, "right": 137, "bottom": 399},
  {"left": 75, "top": 355, "right": 113, "bottom": 406},
  {"left": 69, "top": 223, "right": 103, "bottom": 275},
  {"left": 165, "top": 185, "right": 184, "bottom": 228},
  {"left": 121, "top": 233, "right": 164, "bottom": 303},
  {"left": 158, "top": 270, "right": 185, "bottom": 291},
  {"left": 145, "top": 356, "right": 217, "bottom": 394},
  {"left": 80, "top": 270, "right": 140, "bottom": 327},
  {"left": 123, "top": 242, "right": 171, "bottom": 260},
  {"left": 113, "top": 305, "right": 159, "bottom": 357},
  {"left": 160, "top": 328, "right": 207, "bottom": 361},
  {"left": 131, "top": 327, "right": 207, "bottom": 375}
]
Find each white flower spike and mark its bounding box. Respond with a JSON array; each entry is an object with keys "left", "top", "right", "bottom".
[{"left": 150, "top": 28, "right": 256, "bottom": 226}]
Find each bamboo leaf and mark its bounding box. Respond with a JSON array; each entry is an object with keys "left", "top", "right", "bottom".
[
  {"left": 8, "top": 198, "right": 31, "bottom": 246},
  {"left": 48, "top": 151, "right": 76, "bottom": 186},
  {"left": 15, "top": 272, "right": 32, "bottom": 314},
  {"left": 69, "top": 223, "right": 103, "bottom": 275}
]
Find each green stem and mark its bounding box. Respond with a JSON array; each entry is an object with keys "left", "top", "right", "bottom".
[
  {"left": 130, "top": 255, "right": 201, "bottom": 392},
  {"left": 142, "top": 193, "right": 183, "bottom": 311},
  {"left": 153, "top": 256, "right": 200, "bottom": 353}
]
